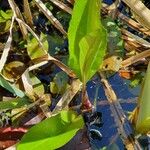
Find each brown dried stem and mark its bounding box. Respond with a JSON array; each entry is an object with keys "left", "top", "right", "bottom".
[
  {"left": 99, "top": 72, "right": 141, "bottom": 150},
  {"left": 121, "top": 49, "right": 150, "bottom": 68}
]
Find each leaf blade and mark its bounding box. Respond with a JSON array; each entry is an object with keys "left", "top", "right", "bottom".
[
  {"left": 17, "top": 110, "right": 84, "bottom": 150},
  {"left": 68, "top": 0, "right": 107, "bottom": 83}
]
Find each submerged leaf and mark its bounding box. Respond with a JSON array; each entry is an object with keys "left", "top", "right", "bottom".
[
  {"left": 50, "top": 71, "right": 69, "bottom": 94},
  {"left": 102, "top": 17, "right": 124, "bottom": 57},
  {"left": 68, "top": 0, "right": 107, "bottom": 83},
  {"left": 17, "top": 110, "right": 84, "bottom": 150}
]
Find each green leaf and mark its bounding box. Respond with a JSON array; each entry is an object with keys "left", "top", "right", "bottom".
[
  {"left": 68, "top": 0, "right": 107, "bottom": 83},
  {"left": 136, "top": 62, "right": 150, "bottom": 134},
  {"left": 17, "top": 110, "right": 84, "bottom": 150},
  {"left": 27, "top": 33, "right": 48, "bottom": 59},
  {"left": 79, "top": 30, "right": 107, "bottom": 82},
  {"left": 0, "top": 9, "right": 12, "bottom": 23},
  {"left": 0, "top": 97, "right": 31, "bottom": 110},
  {"left": 0, "top": 75, "right": 25, "bottom": 97}
]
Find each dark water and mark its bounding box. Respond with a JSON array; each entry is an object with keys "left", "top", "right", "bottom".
[{"left": 87, "top": 73, "right": 139, "bottom": 149}]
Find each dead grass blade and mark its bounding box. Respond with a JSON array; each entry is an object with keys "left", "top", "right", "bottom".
[
  {"left": 32, "top": 54, "right": 76, "bottom": 78},
  {"left": 102, "top": 2, "right": 150, "bottom": 36},
  {"left": 105, "top": 0, "right": 120, "bottom": 12},
  {"left": 14, "top": 19, "right": 75, "bottom": 78},
  {"left": 49, "top": 0, "right": 72, "bottom": 14},
  {"left": 66, "top": 0, "right": 74, "bottom": 5},
  {"left": 34, "top": 0, "right": 67, "bottom": 35},
  {"left": 51, "top": 79, "right": 82, "bottom": 116},
  {"left": 0, "top": 15, "right": 15, "bottom": 72},
  {"left": 15, "top": 18, "right": 43, "bottom": 48},
  {"left": 20, "top": 60, "right": 49, "bottom": 97},
  {"left": 5, "top": 144, "right": 16, "bottom": 150},
  {"left": 8, "top": 0, "right": 28, "bottom": 39},
  {"left": 122, "top": 0, "right": 150, "bottom": 30},
  {"left": 24, "top": 112, "right": 45, "bottom": 125},
  {"left": 123, "top": 36, "right": 147, "bottom": 52},
  {"left": 117, "top": 12, "right": 150, "bottom": 36},
  {"left": 124, "top": 41, "right": 143, "bottom": 52},
  {"left": 99, "top": 72, "right": 141, "bottom": 150},
  {"left": 21, "top": 70, "right": 35, "bottom": 97},
  {"left": 23, "top": 0, "right": 33, "bottom": 26},
  {"left": 121, "top": 50, "right": 150, "bottom": 68},
  {"left": 122, "top": 29, "right": 150, "bottom": 48}
]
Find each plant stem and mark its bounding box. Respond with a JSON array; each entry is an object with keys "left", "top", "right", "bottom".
[
  {"left": 81, "top": 83, "right": 92, "bottom": 111},
  {"left": 81, "top": 83, "right": 86, "bottom": 105}
]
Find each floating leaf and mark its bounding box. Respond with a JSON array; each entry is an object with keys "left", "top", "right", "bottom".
[
  {"left": 17, "top": 110, "right": 84, "bottom": 150},
  {"left": 68, "top": 0, "right": 107, "bottom": 83},
  {"left": 27, "top": 33, "right": 48, "bottom": 59}
]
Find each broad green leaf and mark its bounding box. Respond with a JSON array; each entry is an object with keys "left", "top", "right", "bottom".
[
  {"left": 79, "top": 30, "right": 107, "bottom": 82},
  {"left": 136, "top": 62, "right": 150, "bottom": 134},
  {"left": 0, "top": 97, "right": 30, "bottom": 110},
  {"left": 68, "top": 0, "right": 107, "bottom": 83},
  {"left": 17, "top": 110, "right": 84, "bottom": 150},
  {"left": 0, "top": 75, "right": 25, "bottom": 97},
  {"left": 27, "top": 33, "right": 48, "bottom": 59}
]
